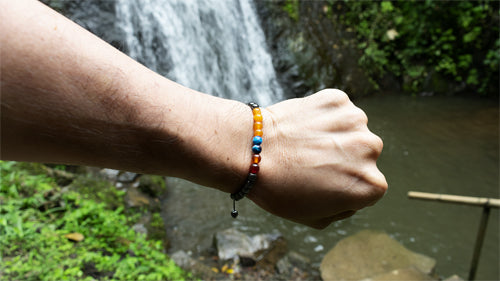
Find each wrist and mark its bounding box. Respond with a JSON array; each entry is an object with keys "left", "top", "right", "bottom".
[{"left": 144, "top": 86, "right": 253, "bottom": 193}]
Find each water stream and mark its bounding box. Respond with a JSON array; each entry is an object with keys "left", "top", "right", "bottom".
[{"left": 65, "top": 1, "right": 499, "bottom": 279}]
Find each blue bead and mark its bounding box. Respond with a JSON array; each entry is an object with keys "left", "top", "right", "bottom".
[
  {"left": 253, "top": 136, "right": 263, "bottom": 145},
  {"left": 252, "top": 145, "right": 262, "bottom": 154}
]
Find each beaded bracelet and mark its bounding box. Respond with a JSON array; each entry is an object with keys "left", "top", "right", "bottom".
[{"left": 230, "top": 102, "right": 262, "bottom": 218}]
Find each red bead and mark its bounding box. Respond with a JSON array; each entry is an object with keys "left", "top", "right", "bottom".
[{"left": 249, "top": 164, "right": 259, "bottom": 174}]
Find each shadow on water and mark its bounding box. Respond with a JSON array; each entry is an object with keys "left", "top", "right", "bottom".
[{"left": 162, "top": 95, "right": 499, "bottom": 279}]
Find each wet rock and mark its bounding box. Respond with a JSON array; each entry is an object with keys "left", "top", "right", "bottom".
[
  {"left": 100, "top": 168, "right": 120, "bottom": 180},
  {"left": 214, "top": 228, "right": 287, "bottom": 268},
  {"left": 320, "top": 230, "right": 436, "bottom": 281},
  {"left": 171, "top": 250, "right": 216, "bottom": 279},
  {"left": 99, "top": 169, "right": 141, "bottom": 184},
  {"left": 125, "top": 187, "right": 152, "bottom": 208},
  {"left": 288, "top": 251, "right": 311, "bottom": 266},
  {"left": 138, "top": 175, "right": 167, "bottom": 198},
  {"left": 117, "top": 171, "right": 140, "bottom": 183},
  {"left": 365, "top": 267, "right": 438, "bottom": 281},
  {"left": 255, "top": 235, "right": 287, "bottom": 270},
  {"left": 132, "top": 223, "right": 148, "bottom": 235},
  {"left": 255, "top": 1, "right": 376, "bottom": 98},
  {"left": 276, "top": 256, "right": 292, "bottom": 275},
  {"left": 443, "top": 274, "right": 464, "bottom": 281},
  {"left": 276, "top": 251, "right": 317, "bottom": 281},
  {"left": 276, "top": 251, "right": 311, "bottom": 274}
]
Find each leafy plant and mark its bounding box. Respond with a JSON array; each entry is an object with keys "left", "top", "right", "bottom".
[
  {"left": 281, "top": 0, "right": 499, "bottom": 96},
  {"left": 338, "top": 0, "right": 499, "bottom": 95},
  {"left": 0, "top": 161, "right": 191, "bottom": 281}
]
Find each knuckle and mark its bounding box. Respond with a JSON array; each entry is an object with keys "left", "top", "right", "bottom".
[
  {"left": 367, "top": 168, "right": 388, "bottom": 195},
  {"left": 315, "top": 88, "right": 350, "bottom": 106},
  {"left": 367, "top": 133, "right": 384, "bottom": 156},
  {"left": 348, "top": 107, "right": 368, "bottom": 127},
  {"left": 356, "top": 108, "right": 369, "bottom": 125},
  {"left": 356, "top": 166, "right": 388, "bottom": 203},
  {"left": 346, "top": 132, "right": 384, "bottom": 158}
]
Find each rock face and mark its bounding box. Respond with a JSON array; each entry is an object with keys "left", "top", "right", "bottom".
[
  {"left": 214, "top": 228, "right": 287, "bottom": 269},
  {"left": 320, "top": 230, "right": 436, "bottom": 281},
  {"left": 255, "top": 1, "right": 376, "bottom": 99}
]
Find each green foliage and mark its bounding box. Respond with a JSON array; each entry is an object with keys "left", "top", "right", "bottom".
[
  {"left": 283, "top": 0, "right": 299, "bottom": 22},
  {"left": 338, "top": 0, "right": 499, "bottom": 95},
  {"left": 0, "top": 161, "right": 191, "bottom": 281}
]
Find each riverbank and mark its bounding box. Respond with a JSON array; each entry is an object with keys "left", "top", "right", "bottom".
[
  {"left": 0, "top": 161, "right": 190, "bottom": 280},
  {"left": 0, "top": 161, "right": 451, "bottom": 281}
]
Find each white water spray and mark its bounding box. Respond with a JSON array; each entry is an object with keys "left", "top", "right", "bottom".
[{"left": 116, "top": 0, "right": 283, "bottom": 106}]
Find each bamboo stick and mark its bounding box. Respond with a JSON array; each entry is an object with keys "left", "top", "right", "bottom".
[{"left": 408, "top": 191, "right": 500, "bottom": 208}]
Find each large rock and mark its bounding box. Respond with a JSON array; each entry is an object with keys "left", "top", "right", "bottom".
[
  {"left": 214, "top": 228, "right": 287, "bottom": 268},
  {"left": 320, "top": 230, "right": 436, "bottom": 281},
  {"left": 366, "top": 267, "right": 437, "bottom": 281}
]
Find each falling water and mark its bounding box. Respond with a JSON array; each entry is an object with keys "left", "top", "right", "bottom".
[{"left": 115, "top": 0, "right": 283, "bottom": 106}]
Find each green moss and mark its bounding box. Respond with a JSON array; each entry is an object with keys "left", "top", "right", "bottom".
[
  {"left": 283, "top": 0, "right": 299, "bottom": 22},
  {"left": 0, "top": 161, "right": 191, "bottom": 281}
]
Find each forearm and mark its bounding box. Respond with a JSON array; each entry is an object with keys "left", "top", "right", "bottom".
[
  {"left": 0, "top": 0, "right": 250, "bottom": 192},
  {"left": 1, "top": 0, "right": 388, "bottom": 229}
]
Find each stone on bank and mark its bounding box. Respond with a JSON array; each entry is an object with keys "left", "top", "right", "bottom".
[
  {"left": 214, "top": 228, "right": 287, "bottom": 268},
  {"left": 320, "top": 230, "right": 437, "bottom": 281}
]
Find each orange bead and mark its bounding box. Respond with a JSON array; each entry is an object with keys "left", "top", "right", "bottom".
[
  {"left": 254, "top": 129, "right": 263, "bottom": 136},
  {"left": 252, "top": 154, "right": 261, "bottom": 164},
  {"left": 252, "top": 108, "right": 261, "bottom": 115},
  {"left": 253, "top": 114, "right": 263, "bottom": 122},
  {"left": 253, "top": 122, "right": 263, "bottom": 130}
]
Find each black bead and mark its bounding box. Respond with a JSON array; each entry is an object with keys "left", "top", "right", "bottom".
[
  {"left": 248, "top": 173, "right": 258, "bottom": 182},
  {"left": 247, "top": 102, "right": 259, "bottom": 109},
  {"left": 231, "top": 210, "right": 239, "bottom": 218}
]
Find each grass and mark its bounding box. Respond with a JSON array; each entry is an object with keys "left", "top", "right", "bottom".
[{"left": 0, "top": 161, "right": 191, "bottom": 280}]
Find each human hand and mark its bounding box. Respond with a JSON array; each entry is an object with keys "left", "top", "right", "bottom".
[{"left": 247, "top": 89, "right": 387, "bottom": 229}]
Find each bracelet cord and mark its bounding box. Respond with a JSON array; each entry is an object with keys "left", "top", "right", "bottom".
[{"left": 230, "top": 102, "right": 262, "bottom": 218}]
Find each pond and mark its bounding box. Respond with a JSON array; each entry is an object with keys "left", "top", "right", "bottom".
[{"left": 161, "top": 94, "right": 499, "bottom": 280}]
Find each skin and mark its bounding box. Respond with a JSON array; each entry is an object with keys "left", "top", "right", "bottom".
[{"left": 1, "top": 0, "right": 387, "bottom": 229}]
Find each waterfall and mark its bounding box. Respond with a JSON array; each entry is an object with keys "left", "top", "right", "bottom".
[{"left": 115, "top": 0, "right": 283, "bottom": 106}]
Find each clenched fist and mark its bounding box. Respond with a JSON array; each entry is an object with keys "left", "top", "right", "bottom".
[{"left": 248, "top": 89, "right": 387, "bottom": 229}]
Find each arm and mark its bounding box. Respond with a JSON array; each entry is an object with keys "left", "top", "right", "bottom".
[
  {"left": 1, "top": 0, "right": 387, "bottom": 229},
  {"left": 0, "top": 0, "right": 251, "bottom": 192}
]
